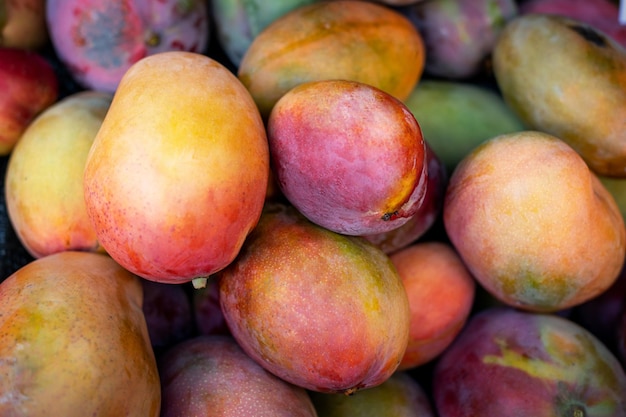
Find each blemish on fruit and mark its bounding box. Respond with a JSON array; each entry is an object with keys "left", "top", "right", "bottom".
[
  {"left": 381, "top": 211, "right": 398, "bottom": 221},
  {"left": 568, "top": 24, "right": 607, "bottom": 48}
]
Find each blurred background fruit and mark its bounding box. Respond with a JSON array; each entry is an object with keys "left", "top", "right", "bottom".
[
  {"left": 0, "top": 0, "right": 48, "bottom": 50},
  {"left": 46, "top": 0, "right": 210, "bottom": 92},
  {"left": 5, "top": 90, "right": 111, "bottom": 259},
  {"left": 0, "top": 47, "right": 58, "bottom": 155},
  {"left": 401, "top": 0, "right": 519, "bottom": 79}
]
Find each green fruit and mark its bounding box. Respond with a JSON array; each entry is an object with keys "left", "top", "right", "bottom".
[
  {"left": 404, "top": 80, "right": 525, "bottom": 172},
  {"left": 218, "top": 203, "right": 410, "bottom": 395},
  {"left": 599, "top": 175, "right": 626, "bottom": 222},
  {"left": 211, "top": 0, "right": 318, "bottom": 67},
  {"left": 309, "top": 371, "right": 435, "bottom": 417}
]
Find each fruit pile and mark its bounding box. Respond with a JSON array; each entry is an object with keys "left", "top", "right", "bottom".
[{"left": 1, "top": 0, "right": 626, "bottom": 415}]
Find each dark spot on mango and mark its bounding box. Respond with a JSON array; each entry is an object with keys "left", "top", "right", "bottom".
[
  {"left": 568, "top": 24, "right": 607, "bottom": 47},
  {"left": 381, "top": 211, "right": 398, "bottom": 221}
]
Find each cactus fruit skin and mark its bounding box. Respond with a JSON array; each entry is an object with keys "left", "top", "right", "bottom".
[{"left": 46, "top": 0, "right": 210, "bottom": 92}]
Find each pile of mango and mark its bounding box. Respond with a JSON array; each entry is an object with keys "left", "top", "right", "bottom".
[{"left": 1, "top": 0, "right": 626, "bottom": 416}]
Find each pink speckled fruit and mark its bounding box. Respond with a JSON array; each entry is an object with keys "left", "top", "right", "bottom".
[
  {"left": 218, "top": 203, "right": 410, "bottom": 395},
  {"left": 46, "top": 0, "right": 209, "bottom": 92},
  {"left": 268, "top": 79, "right": 428, "bottom": 236}
]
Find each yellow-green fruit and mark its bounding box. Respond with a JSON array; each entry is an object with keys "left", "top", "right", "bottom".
[
  {"left": 5, "top": 91, "right": 112, "bottom": 259},
  {"left": 404, "top": 79, "right": 525, "bottom": 173},
  {"left": 238, "top": 0, "right": 425, "bottom": 119},
  {"left": 493, "top": 13, "right": 626, "bottom": 177},
  {"left": 310, "top": 371, "right": 435, "bottom": 416},
  {"left": 0, "top": 251, "right": 161, "bottom": 417}
]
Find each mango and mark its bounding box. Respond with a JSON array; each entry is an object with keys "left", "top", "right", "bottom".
[
  {"left": 83, "top": 51, "right": 270, "bottom": 286},
  {"left": 493, "top": 13, "right": 626, "bottom": 177},
  {"left": 218, "top": 203, "right": 410, "bottom": 395},
  {"left": 238, "top": 0, "right": 425, "bottom": 119},
  {"left": 267, "top": 79, "right": 428, "bottom": 236},
  {"left": 0, "top": 251, "right": 161, "bottom": 416},
  {"left": 403, "top": 79, "right": 525, "bottom": 173},
  {"left": 444, "top": 131, "right": 626, "bottom": 312},
  {"left": 159, "top": 335, "right": 318, "bottom": 416},
  {"left": 434, "top": 307, "right": 626, "bottom": 416},
  {"left": 5, "top": 91, "right": 112, "bottom": 259}
]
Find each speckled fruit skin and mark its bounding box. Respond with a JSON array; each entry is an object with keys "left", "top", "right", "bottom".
[
  {"left": 218, "top": 203, "right": 410, "bottom": 395},
  {"left": 0, "top": 251, "right": 161, "bottom": 417},
  {"left": 46, "top": 0, "right": 209, "bottom": 93},
  {"left": 267, "top": 79, "right": 428, "bottom": 236},
  {"left": 83, "top": 51, "right": 270, "bottom": 285},
  {"left": 433, "top": 307, "right": 626, "bottom": 417},
  {"left": 5, "top": 91, "right": 112, "bottom": 259},
  {"left": 0, "top": 47, "right": 59, "bottom": 155},
  {"left": 158, "top": 335, "right": 318, "bottom": 417},
  {"left": 238, "top": 0, "right": 425, "bottom": 119},
  {"left": 492, "top": 13, "right": 626, "bottom": 177},
  {"left": 390, "top": 241, "right": 476, "bottom": 370},
  {"left": 444, "top": 131, "right": 626, "bottom": 313}
]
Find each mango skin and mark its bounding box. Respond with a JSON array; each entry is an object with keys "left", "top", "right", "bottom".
[
  {"left": 268, "top": 79, "right": 428, "bottom": 236},
  {"left": 433, "top": 307, "right": 626, "bottom": 417},
  {"left": 83, "top": 51, "right": 270, "bottom": 285},
  {"left": 390, "top": 241, "right": 476, "bottom": 370},
  {"left": 403, "top": 0, "right": 518, "bottom": 79},
  {"left": 218, "top": 203, "right": 410, "bottom": 395},
  {"left": 5, "top": 91, "right": 112, "bottom": 259},
  {"left": 159, "top": 335, "right": 318, "bottom": 417},
  {"left": 492, "top": 13, "right": 626, "bottom": 177},
  {"left": 238, "top": 0, "right": 425, "bottom": 119},
  {"left": 363, "top": 142, "right": 447, "bottom": 254},
  {"left": 443, "top": 131, "right": 626, "bottom": 312},
  {"left": 0, "top": 251, "right": 161, "bottom": 417},
  {"left": 403, "top": 79, "right": 525, "bottom": 173},
  {"left": 309, "top": 371, "right": 435, "bottom": 417},
  {"left": 46, "top": 0, "right": 209, "bottom": 93},
  {"left": 0, "top": 47, "right": 59, "bottom": 155}
]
